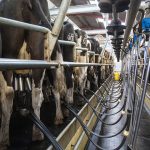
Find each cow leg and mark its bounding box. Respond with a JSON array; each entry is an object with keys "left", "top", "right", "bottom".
[
  {"left": 46, "top": 68, "right": 64, "bottom": 124},
  {"left": 31, "top": 69, "right": 45, "bottom": 141},
  {"left": 65, "top": 72, "right": 74, "bottom": 104},
  {"left": 53, "top": 51, "right": 67, "bottom": 124},
  {"left": 0, "top": 72, "right": 14, "bottom": 149},
  {"left": 79, "top": 81, "right": 84, "bottom": 96},
  {"left": 79, "top": 74, "right": 87, "bottom": 96},
  {"left": 64, "top": 73, "right": 74, "bottom": 117},
  {"left": 0, "top": 27, "right": 24, "bottom": 148},
  {"left": 65, "top": 87, "right": 74, "bottom": 104},
  {"left": 64, "top": 87, "right": 74, "bottom": 117},
  {"left": 86, "top": 80, "right": 90, "bottom": 89},
  {"left": 53, "top": 90, "right": 63, "bottom": 125},
  {"left": 83, "top": 77, "right": 87, "bottom": 95},
  {"left": 32, "top": 82, "right": 44, "bottom": 141},
  {"left": 27, "top": 31, "right": 45, "bottom": 141}
]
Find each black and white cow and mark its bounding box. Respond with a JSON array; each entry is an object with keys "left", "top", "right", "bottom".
[
  {"left": 87, "top": 38, "right": 102, "bottom": 90},
  {"left": 0, "top": 0, "right": 54, "bottom": 147},
  {"left": 46, "top": 21, "right": 75, "bottom": 125},
  {"left": 74, "top": 30, "right": 88, "bottom": 97},
  {"left": 63, "top": 21, "right": 75, "bottom": 104}
]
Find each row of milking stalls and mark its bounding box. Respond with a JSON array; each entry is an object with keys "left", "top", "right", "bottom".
[{"left": 0, "top": 0, "right": 149, "bottom": 150}]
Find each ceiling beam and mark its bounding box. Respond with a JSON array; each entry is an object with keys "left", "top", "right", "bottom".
[{"left": 50, "top": 4, "right": 100, "bottom": 16}]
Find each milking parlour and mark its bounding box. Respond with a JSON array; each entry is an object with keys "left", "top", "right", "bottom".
[{"left": 0, "top": 0, "right": 150, "bottom": 150}]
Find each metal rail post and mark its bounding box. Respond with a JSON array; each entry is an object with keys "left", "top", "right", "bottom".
[
  {"left": 48, "top": 0, "right": 72, "bottom": 59},
  {"left": 123, "top": 0, "right": 142, "bottom": 48},
  {"left": 130, "top": 37, "right": 150, "bottom": 148},
  {"left": 131, "top": 58, "right": 150, "bottom": 149},
  {"left": 128, "top": 38, "right": 141, "bottom": 146},
  {"left": 0, "top": 17, "right": 50, "bottom": 33}
]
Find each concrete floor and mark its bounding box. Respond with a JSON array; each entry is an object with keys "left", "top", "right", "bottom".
[
  {"left": 86, "top": 81, "right": 150, "bottom": 150},
  {"left": 135, "top": 108, "right": 150, "bottom": 150},
  {"left": 87, "top": 82, "right": 128, "bottom": 150}
]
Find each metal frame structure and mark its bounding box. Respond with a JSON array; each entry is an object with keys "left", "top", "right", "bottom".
[
  {"left": 0, "top": 0, "right": 113, "bottom": 71},
  {"left": 0, "top": 58, "right": 113, "bottom": 70},
  {"left": 50, "top": 4, "right": 100, "bottom": 16},
  {"left": 123, "top": 0, "right": 142, "bottom": 49},
  {"left": 122, "top": 29, "right": 150, "bottom": 149},
  {"left": 0, "top": 7, "right": 119, "bottom": 150},
  {"left": 0, "top": 17, "right": 113, "bottom": 71},
  {"left": 2, "top": 1, "right": 149, "bottom": 150}
]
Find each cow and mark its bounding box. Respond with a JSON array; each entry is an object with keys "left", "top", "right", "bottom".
[
  {"left": 61, "top": 21, "right": 76, "bottom": 118},
  {"left": 74, "top": 30, "right": 88, "bottom": 98},
  {"left": 97, "top": 50, "right": 112, "bottom": 86},
  {"left": 100, "top": 51, "right": 109, "bottom": 82},
  {"left": 109, "top": 55, "right": 113, "bottom": 75},
  {"left": 62, "top": 21, "right": 75, "bottom": 105},
  {"left": 46, "top": 21, "right": 75, "bottom": 124},
  {"left": 0, "top": 0, "right": 52, "bottom": 148},
  {"left": 74, "top": 31, "right": 104, "bottom": 96},
  {"left": 87, "top": 38, "right": 102, "bottom": 90},
  {"left": 104, "top": 51, "right": 111, "bottom": 78}
]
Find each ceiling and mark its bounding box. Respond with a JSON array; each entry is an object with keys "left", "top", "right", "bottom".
[{"left": 49, "top": 0, "right": 127, "bottom": 36}]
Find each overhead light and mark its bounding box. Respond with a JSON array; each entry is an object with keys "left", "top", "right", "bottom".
[{"left": 89, "top": 0, "right": 98, "bottom": 6}]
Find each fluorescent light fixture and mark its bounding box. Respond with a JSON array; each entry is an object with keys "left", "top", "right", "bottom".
[{"left": 89, "top": 0, "right": 99, "bottom": 6}]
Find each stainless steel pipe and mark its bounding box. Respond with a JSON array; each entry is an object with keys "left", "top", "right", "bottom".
[
  {"left": 132, "top": 59, "right": 150, "bottom": 149},
  {"left": 123, "top": 0, "right": 142, "bottom": 48},
  {"left": 0, "top": 17, "right": 50, "bottom": 33},
  {"left": 49, "top": 0, "right": 72, "bottom": 57},
  {"left": 0, "top": 58, "right": 114, "bottom": 70},
  {"left": 58, "top": 40, "right": 76, "bottom": 46}
]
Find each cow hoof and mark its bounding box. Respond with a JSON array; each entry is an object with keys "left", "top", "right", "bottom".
[
  {"left": 66, "top": 97, "right": 73, "bottom": 104},
  {"left": 0, "top": 144, "right": 8, "bottom": 150},
  {"left": 32, "top": 127, "right": 44, "bottom": 141},
  {"left": 54, "top": 117, "right": 64, "bottom": 125},
  {"left": 32, "top": 132, "right": 44, "bottom": 141},
  {"left": 63, "top": 109, "right": 69, "bottom": 118}
]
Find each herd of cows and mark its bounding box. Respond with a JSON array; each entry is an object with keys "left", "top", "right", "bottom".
[{"left": 0, "top": 0, "right": 113, "bottom": 149}]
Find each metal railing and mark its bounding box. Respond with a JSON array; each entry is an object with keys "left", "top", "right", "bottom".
[
  {"left": 0, "top": 58, "right": 113, "bottom": 70},
  {"left": 122, "top": 31, "right": 150, "bottom": 149},
  {"left": 0, "top": 17, "right": 113, "bottom": 71}
]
